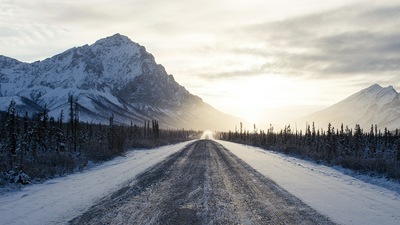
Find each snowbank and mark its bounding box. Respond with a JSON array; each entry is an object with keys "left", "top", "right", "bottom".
[
  {"left": 2, "top": 139, "right": 399, "bottom": 225},
  {"left": 217, "top": 140, "right": 400, "bottom": 225},
  {"left": 0, "top": 141, "right": 194, "bottom": 225}
]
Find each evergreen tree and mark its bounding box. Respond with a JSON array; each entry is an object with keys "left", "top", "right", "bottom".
[
  {"left": 7, "top": 100, "right": 18, "bottom": 168},
  {"left": 74, "top": 97, "right": 79, "bottom": 152},
  {"left": 108, "top": 114, "right": 115, "bottom": 152}
]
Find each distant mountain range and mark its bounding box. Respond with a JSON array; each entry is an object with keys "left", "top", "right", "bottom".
[
  {"left": 0, "top": 33, "right": 240, "bottom": 130},
  {"left": 299, "top": 84, "right": 400, "bottom": 131}
]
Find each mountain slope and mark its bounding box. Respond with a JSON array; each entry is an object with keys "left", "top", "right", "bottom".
[
  {"left": 0, "top": 34, "right": 239, "bottom": 130},
  {"left": 298, "top": 84, "right": 400, "bottom": 130}
]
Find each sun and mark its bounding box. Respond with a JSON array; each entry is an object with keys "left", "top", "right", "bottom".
[{"left": 228, "top": 75, "right": 288, "bottom": 124}]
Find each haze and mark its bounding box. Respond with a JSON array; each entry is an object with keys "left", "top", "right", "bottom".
[{"left": 2, "top": 0, "right": 400, "bottom": 129}]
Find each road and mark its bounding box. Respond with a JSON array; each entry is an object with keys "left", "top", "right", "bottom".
[{"left": 69, "top": 140, "right": 335, "bottom": 225}]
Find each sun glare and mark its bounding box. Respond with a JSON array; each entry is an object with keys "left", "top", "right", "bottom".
[
  {"left": 201, "top": 130, "right": 214, "bottom": 139},
  {"left": 197, "top": 74, "right": 339, "bottom": 127},
  {"left": 222, "top": 75, "right": 298, "bottom": 123}
]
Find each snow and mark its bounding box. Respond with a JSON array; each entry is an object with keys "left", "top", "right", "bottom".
[
  {"left": 0, "top": 34, "right": 146, "bottom": 112},
  {"left": 0, "top": 140, "right": 195, "bottom": 225},
  {"left": 0, "top": 33, "right": 203, "bottom": 127},
  {"left": 300, "top": 84, "right": 400, "bottom": 131},
  {"left": 1, "top": 139, "right": 400, "bottom": 225},
  {"left": 216, "top": 140, "right": 400, "bottom": 225}
]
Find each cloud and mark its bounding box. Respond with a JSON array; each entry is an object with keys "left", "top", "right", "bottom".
[
  {"left": 2, "top": 0, "right": 400, "bottom": 85},
  {"left": 199, "top": 2, "right": 400, "bottom": 81}
]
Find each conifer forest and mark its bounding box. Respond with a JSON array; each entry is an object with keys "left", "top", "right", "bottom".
[
  {"left": 0, "top": 99, "right": 200, "bottom": 185},
  {"left": 219, "top": 122, "right": 400, "bottom": 179}
]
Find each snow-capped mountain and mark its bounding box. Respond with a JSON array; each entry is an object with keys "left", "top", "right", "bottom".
[
  {"left": 0, "top": 34, "right": 239, "bottom": 130},
  {"left": 299, "top": 84, "right": 400, "bottom": 131}
]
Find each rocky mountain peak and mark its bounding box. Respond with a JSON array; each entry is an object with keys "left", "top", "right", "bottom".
[
  {"left": 0, "top": 55, "right": 23, "bottom": 68},
  {"left": 346, "top": 84, "right": 398, "bottom": 104},
  {"left": 90, "top": 33, "right": 145, "bottom": 59},
  {"left": 0, "top": 34, "right": 239, "bottom": 130},
  {"left": 382, "top": 85, "right": 397, "bottom": 94},
  {"left": 300, "top": 84, "right": 400, "bottom": 131},
  {"left": 365, "top": 84, "right": 397, "bottom": 93},
  {"left": 94, "top": 33, "right": 132, "bottom": 46}
]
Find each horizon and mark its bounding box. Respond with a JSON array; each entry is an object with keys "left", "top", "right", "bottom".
[{"left": 1, "top": 0, "right": 400, "bottom": 129}]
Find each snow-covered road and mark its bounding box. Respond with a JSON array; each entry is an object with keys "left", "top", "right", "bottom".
[
  {"left": 1, "top": 139, "right": 399, "bottom": 225},
  {"left": 216, "top": 140, "right": 400, "bottom": 225},
  {"left": 70, "top": 140, "right": 333, "bottom": 224},
  {"left": 0, "top": 141, "right": 195, "bottom": 225}
]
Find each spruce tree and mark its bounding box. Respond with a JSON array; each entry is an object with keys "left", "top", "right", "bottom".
[{"left": 7, "top": 100, "right": 17, "bottom": 168}]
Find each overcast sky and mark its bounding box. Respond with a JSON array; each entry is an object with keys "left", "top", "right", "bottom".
[{"left": 1, "top": 0, "right": 400, "bottom": 128}]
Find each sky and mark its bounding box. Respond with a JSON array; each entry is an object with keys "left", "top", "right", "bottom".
[{"left": 1, "top": 0, "right": 400, "bottom": 128}]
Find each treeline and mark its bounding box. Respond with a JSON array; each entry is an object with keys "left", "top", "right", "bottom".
[
  {"left": 0, "top": 99, "right": 200, "bottom": 185},
  {"left": 219, "top": 122, "right": 400, "bottom": 179}
]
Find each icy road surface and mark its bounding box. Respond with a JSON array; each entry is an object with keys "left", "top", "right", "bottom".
[
  {"left": 70, "top": 140, "right": 333, "bottom": 224},
  {"left": 0, "top": 139, "right": 399, "bottom": 225}
]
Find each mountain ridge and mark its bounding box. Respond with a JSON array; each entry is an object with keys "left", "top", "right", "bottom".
[
  {"left": 0, "top": 33, "right": 239, "bottom": 130},
  {"left": 298, "top": 84, "right": 400, "bottom": 131}
]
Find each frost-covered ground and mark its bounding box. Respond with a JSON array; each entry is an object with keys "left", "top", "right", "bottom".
[
  {"left": 216, "top": 140, "right": 400, "bottom": 225},
  {"left": 1, "top": 139, "right": 400, "bottom": 225},
  {"left": 0, "top": 141, "right": 195, "bottom": 225}
]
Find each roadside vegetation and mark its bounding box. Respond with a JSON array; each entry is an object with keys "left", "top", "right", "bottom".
[
  {"left": 0, "top": 99, "right": 200, "bottom": 186},
  {"left": 218, "top": 122, "right": 400, "bottom": 180}
]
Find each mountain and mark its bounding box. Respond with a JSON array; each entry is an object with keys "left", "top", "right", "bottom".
[
  {"left": 0, "top": 33, "right": 240, "bottom": 130},
  {"left": 298, "top": 84, "right": 400, "bottom": 131}
]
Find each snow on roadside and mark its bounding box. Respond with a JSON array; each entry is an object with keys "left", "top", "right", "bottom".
[
  {"left": 0, "top": 140, "right": 194, "bottom": 225},
  {"left": 217, "top": 140, "right": 400, "bottom": 225}
]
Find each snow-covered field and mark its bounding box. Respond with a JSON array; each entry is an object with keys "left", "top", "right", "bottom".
[
  {"left": 0, "top": 141, "right": 195, "bottom": 225},
  {"left": 1, "top": 139, "right": 400, "bottom": 225},
  {"left": 216, "top": 140, "right": 400, "bottom": 225}
]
